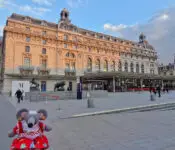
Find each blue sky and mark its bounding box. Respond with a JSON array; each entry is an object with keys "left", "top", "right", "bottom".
[{"left": 0, "top": 0, "right": 175, "bottom": 63}]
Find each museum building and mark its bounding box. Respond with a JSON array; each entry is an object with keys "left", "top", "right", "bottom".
[{"left": 1, "top": 8, "right": 167, "bottom": 93}]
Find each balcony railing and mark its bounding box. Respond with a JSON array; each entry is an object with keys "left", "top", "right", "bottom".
[
  {"left": 37, "top": 66, "right": 50, "bottom": 76},
  {"left": 18, "top": 65, "right": 34, "bottom": 75},
  {"left": 65, "top": 68, "right": 76, "bottom": 73},
  {"left": 19, "top": 65, "right": 34, "bottom": 71}
]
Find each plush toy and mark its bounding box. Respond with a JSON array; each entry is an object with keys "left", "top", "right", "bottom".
[{"left": 8, "top": 108, "right": 52, "bottom": 149}]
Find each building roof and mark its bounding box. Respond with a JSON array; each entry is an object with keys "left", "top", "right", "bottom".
[{"left": 8, "top": 11, "right": 155, "bottom": 50}]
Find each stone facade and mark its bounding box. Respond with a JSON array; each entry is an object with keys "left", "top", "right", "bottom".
[{"left": 1, "top": 8, "right": 158, "bottom": 93}]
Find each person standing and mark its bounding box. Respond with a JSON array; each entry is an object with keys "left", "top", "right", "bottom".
[
  {"left": 15, "top": 89, "right": 22, "bottom": 103},
  {"left": 156, "top": 85, "right": 161, "bottom": 98}
]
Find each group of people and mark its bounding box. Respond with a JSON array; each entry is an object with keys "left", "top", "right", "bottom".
[
  {"left": 15, "top": 89, "right": 24, "bottom": 103},
  {"left": 149, "top": 85, "right": 169, "bottom": 98}
]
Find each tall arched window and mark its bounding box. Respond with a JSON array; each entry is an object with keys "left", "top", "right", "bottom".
[
  {"left": 111, "top": 61, "right": 115, "bottom": 71},
  {"left": 141, "top": 64, "right": 144, "bottom": 73},
  {"left": 87, "top": 57, "right": 92, "bottom": 72},
  {"left": 96, "top": 59, "right": 100, "bottom": 71},
  {"left": 104, "top": 60, "right": 108, "bottom": 72},
  {"left": 118, "top": 60, "right": 122, "bottom": 71},
  {"left": 124, "top": 62, "right": 128, "bottom": 72},
  {"left": 136, "top": 63, "right": 140, "bottom": 73},
  {"left": 130, "top": 62, "right": 134, "bottom": 73}
]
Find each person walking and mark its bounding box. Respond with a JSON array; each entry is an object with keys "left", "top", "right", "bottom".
[
  {"left": 15, "top": 89, "right": 22, "bottom": 103},
  {"left": 156, "top": 85, "right": 161, "bottom": 98}
]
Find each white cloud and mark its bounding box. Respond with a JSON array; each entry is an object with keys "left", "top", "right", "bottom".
[
  {"left": 0, "top": 26, "right": 4, "bottom": 36},
  {"left": 32, "top": 0, "right": 52, "bottom": 6},
  {"left": 19, "top": 5, "right": 51, "bottom": 15},
  {"left": 1, "top": 0, "right": 50, "bottom": 16},
  {"left": 67, "top": 0, "right": 88, "bottom": 8},
  {"left": 0, "top": 0, "right": 4, "bottom": 7},
  {"left": 103, "top": 7, "right": 175, "bottom": 64}
]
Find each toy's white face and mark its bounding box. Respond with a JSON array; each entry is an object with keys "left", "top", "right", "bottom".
[{"left": 29, "top": 110, "right": 37, "bottom": 115}]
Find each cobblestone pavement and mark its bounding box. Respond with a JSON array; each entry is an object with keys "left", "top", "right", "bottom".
[
  {"left": 48, "top": 110, "right": 175, "bottom": 150},
  {"left": 7, "top": 91, "right": 175, "bottom": 120}
]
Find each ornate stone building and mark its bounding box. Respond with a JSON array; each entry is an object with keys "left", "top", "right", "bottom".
[
  {"left": 1, "top": 8, "right": 161, "bottom": 93},
  {"left": 158, "top": 56, "right": 175, "bottom": 88}
]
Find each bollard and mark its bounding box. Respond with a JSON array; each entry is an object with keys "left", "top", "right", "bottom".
[
  {"left": 45, "top": 95, "right": 48, "bottom": 104},
  {"left": 87, "top": 92, "right": 94, "bottom": 108},
  {"left": 56, "top": 103, "right": 61, "bottom": 111},
  {"left": 150, "top": 93, "right": 156, "bottom": 101}
]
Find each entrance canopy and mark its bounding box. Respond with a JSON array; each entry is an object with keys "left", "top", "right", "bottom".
[{"left": 83, "top": 71, "right": 175, "bottom": 80}]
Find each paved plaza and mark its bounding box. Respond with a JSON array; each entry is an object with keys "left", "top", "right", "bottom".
[
  {"left": 9, "top": 91, "right": 175, "bottom": 119},
  {"left": 48, "top": 110, "right": 175, "bottom": 150},
  {"left": 1, "top": 91, "right": 175, "bottom": 149}
]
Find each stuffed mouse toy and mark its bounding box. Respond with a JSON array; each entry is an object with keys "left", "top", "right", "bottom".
[{"left": 8, "top": 108, "right": 52, "bottom": 149}]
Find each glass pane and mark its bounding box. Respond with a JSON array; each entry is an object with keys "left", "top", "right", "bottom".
[
  {"left": 42, "top": 48, "right": 46, "bottom": 54},
  {"left": 66, "top": 63, "right": 70, "bottom": 69},
  {"left": 42, "top": 59, "right": 47, "bottom": 68},
  {"left": 24, "top": 57, "right": 30, "bottom": 67},
  {"left": 25, "top": 46, "right": 30, "bottom": 52},
  {"left": 26, "top": 37, "right": 30, "bottom": 42}
]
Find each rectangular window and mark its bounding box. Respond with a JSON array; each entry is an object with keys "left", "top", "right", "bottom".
[
  {"left": 42, "top": 40, "right": 46, "bottom": 45},
  {"left": 64, "top": 44, "right": 68, "bottom": 48},
  {"left": 42, "top": 48, "right": 46, "bottom": 54},
  {"left": 25, "top": 46, "right": 30, "bottom": 53},
  {"left": 64, "top": 35, "right": 68, "bottom": 40},
  {"left": 26, "top": 37, "right": 30, "bottom": 42},
  {"left": 66, "top": 63, "right": 70, "bottom": 69},
  {"left": 24, "top": 57, "right": 30, "bottom": 67},
  {"left": 41, "top": 59, "right": 47, "bottom": 68}
]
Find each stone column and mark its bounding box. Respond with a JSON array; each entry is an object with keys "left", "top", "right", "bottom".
[
  {"left": 140, "top": 78, "right": 143, "bottom": 88},
  {"left": 113, "top": 76, "right": 116, "bottom": 93}
]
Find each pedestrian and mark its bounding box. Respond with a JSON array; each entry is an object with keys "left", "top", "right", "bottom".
[
  {"left": 156, "top": 85, "right": 161, "bottom": 98},
  {"left": 15, "top": 89, "right": 22, "bottom": 103},
  {"left": 152, "top": 87, "right": 156, "bottom": 95}
]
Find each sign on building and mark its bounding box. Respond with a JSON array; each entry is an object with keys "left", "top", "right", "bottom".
[{"left": 12, "top": 81, "right": 30, "bottom": 97}]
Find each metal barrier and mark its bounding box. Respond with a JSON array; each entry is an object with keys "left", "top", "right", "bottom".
[{"left": 25, "top": 90, "right": 108, "bottom": 102}]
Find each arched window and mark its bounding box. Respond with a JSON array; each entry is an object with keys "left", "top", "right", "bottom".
[
  {"left": 118, "top": 60, "right": 122, "bottom": 71},
  {"left": 64, "top": 34, "right": 68, "bottom": 40},
  {"left": 130, "top": 63, "right": 134, "bottom": 73},
  {"left": 136, "top": 63, "right": 140, "bottom": 73},
  {"left": 111, "top": 61, "right": 115, "bottom": 71},
  {"left": 104, "top": 60, "right": 108, "bottom": 72},
  {"left": 87, "top": 57, "right": 92, "bottom": 72},
  {"left": 96, "top": 59, "right": 100, "bottom": 71},
  {"left": 141, "top": 64, "right": 144, "bottom": 73},
  {"left": 124, "top": 62, "right": 128, "bottom": 72}
]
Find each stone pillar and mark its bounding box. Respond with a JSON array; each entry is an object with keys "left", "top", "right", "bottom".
[
  {"left": 162, "top": 80, "right": 164, "bottom": 87},
  {"left": 140, "top": 79, "right": 143, "bottom": 88},
  {"left": 113, "top": 76, "right": 115, "bottom": 93},
  {"left": 76, "top": 76, "right": 82, "bottom": 100}
]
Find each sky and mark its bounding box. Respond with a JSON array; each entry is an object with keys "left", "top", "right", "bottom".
[{"left": 0, "top": 0, "right": 175, "bottom": 64}]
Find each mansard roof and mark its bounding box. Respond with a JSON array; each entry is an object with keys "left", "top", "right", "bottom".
[{"left": 8, "top": 13, "right": 155, "bottom": 50}]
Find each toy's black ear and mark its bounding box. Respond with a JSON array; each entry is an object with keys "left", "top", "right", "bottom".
[
  {"left": 16, "top": 108, "right": 29, "bottom": 120},
  {"left": 37, "top": 109, "right": 48, "bottom": 120}
]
